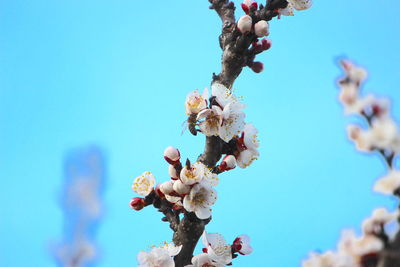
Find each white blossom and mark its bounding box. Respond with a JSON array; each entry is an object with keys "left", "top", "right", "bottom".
[
  {"left": 289, "top": 0, "right": 312, "bottom": 11},
  {"left": 233, "top": 234, "right": 253, "bottom": 255},
  {"left": 180, "top": 162, "right": 206, "bottom": 186},
  {"left": 347, "top": 124, "right": 373, "bottom": 152},
  {"left": 219, "top": 102, "right": 246, "bottom": 142},
  {"left": 173, "top": 179, "right": 191, "bottom": 195},
  {"left": 254, "top": 20, "right": 269, "bottom": 37},
  {"left": 374, "top": 170, "right": 400, "bottom": 195},
  {"left": 183, "top": 181, "right": 217, "bottom": 219},
  {"left": 203, "top": 167, "right": 220, "bottom": 187},
  {"left": 279, "top": 3, "right": 294, "bottom": 16},
  {"left": 137, "top": 243, "right": 182, "bottom": 267},
  {"left": 237, "top": 15, "right": 252, "bottom": 34},
  {"left": 132, "top": 171, "right": 156, "bottom": 196},
  {"left": 362, "top": 208, "right": 398, "bottom": 235},
  {"left": 237, "top": 149, "right": 259, "bottom": 169},
  {"left": 211, "top": 83, "right": 243, "bottom": 109},
  {"left": 202, "top": 231, "right": 232, "bottom": 265},
  {"left": 185, "top": 89, "right": 209, "bottom": 115},
  {"left": 243, "top": 123, "right": 259, "bottom": 150},
  {"left": 197, "top": 106, "right": 223, "bottom": 137},
  {"left": 341, "top": 60, "right": 368, "bottom": 84},
  {"left": 185, "top": 253, "right": 224, "bottom": 267}
]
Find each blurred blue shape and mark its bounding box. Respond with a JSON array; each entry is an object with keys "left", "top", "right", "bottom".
[{"left": 54, "top": 146, "right": 106, "bottom": 267}]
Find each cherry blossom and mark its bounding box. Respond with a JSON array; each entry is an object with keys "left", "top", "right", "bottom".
[
  {"left": 183, "top": 181, "right": 217, "bottom": 219},
  {"left": 211, "top": 83, "right": 243, "bottom": 109},
  {"left": 219, "top": 102, "right": 246, "bottom": 142},
  {"left": 185, "top": 253, "right": 224, "bottom": 267},
  {"left": 132, "top": 171, "right": 156, "bottom": 197},
  {"left": 289, "top": 0, "right": 313, "bottom": 11},
  {"left": 137, "top": 243, "right": 182, "bottom": 267},
  {"left": 232, "top": 234, "right": 253, "bottom": 255},
  {"left": 180, "top": 162, "right": 206, "bottom": 186},
  {"left": 237, "top": 149, "right": 259, "bottom": 169},
  {"left": 185, "top": 89, "right": 209, "bottom": 115},
  {"left": 202, "top": 231, "right": 232, "bottom": 265},
  {"left": 173, "top": 179, "right": 191, "bottom": 195},
  {"left": 197, "top": 106, "right": 223, "bottom": 137}
]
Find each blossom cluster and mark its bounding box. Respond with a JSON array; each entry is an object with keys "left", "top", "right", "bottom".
[
  {"left": 338, "top": 61, "right": 400, "bottom": 194},
  {"left": 302, "top": 61, "right": 400, "bottom": 267},
  {"left": 185, "top": 83, "right": 260, "bottom": 169},
  {"left": 302, "top": 208, "right": 399, "bottom": 267}
]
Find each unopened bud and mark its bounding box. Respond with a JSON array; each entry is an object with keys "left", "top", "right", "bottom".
[
  {"left": 160, "top": 180, "right": 174, "bottom": 195},
  {"left": 219, "top": 155, "right": 237, "bottom": 171},
  {"left": 168, "top": 165, "right": 179, "bottom": 180},
  {"left": 173, "top": 179, "right": 191, "bottom": 195},
  {"left": 261, "top": 38, "right": 272, "bottom": 50},
  {"left": 250, "top": 62, "right": 264, "bottom": 73},
  {"left": 130, "top": 197, "right": 145, "bottom": 211},
  {"left": 254, "top": 20, "right": 269, "bottom": 37},
  {"left": 164, "top": 146, "right": 180, "bottom": 164},
  {"left": 237, "top": 15, "right": 252, "bottom": 34}
]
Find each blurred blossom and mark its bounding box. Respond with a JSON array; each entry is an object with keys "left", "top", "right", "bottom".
[{"left": 53, "top": 146, "right": 106, "bottom": 267}]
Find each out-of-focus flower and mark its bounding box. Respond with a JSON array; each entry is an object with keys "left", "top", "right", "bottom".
[
  {"left": 254, "top": 20, "right": 269, "bottom": 37},
  {"left": 362, "top": 208, "right": 398, "bottom": 235},
  {"left": 164, "top": 146, "right": 180, "bottom": 165},
  {"left": 374, "top": 170, "right": 400, "bottom": 195},
  {"left": 137, "top": 243, "right": 182, "bottom": 267},
  {"left": 180, "top": 162, "right": 205, "bottom": 186},
  {"left": 202, "top": 231, "right": 232, "bottom": 265},
  {"left": 237, "top": 15, "right": 252, "bottom": 34},
  {"left": 341, "top": 60, "right": 368, "bottom": 84},
  {"left": 197, "top": 106, "right": 223, "bottom": 137},
  {"left": 232, "top": 234, "right": 253, "bottom": 255},
  {"left": 185, "top": 89, "right": 209, "bottom": 115},
  {"left": 132, "top": 171, "right": 156, "bottom": 197},
  {"left": 183, "top": 181, "right": 217, "bottom": 219}
]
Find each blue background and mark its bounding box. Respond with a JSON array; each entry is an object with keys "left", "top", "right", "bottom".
[{"left": 1, "top": 0, "right": 400, "bottom": 266}]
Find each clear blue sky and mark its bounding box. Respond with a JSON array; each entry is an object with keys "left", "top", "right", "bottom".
[{"left": 1, "top": 0, "right": 400, "bottom": 266}]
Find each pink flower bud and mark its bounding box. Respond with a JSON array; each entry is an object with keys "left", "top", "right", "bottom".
[
  {"left": 237, "top": 15, "right": 252, "bottom": 34},
  {"left": 261, "top": 38, "right": 272, "bottom": 50},
  {"left": 254, "top": 20, "right": 269, "bottom": 37},
  {"left": 250, "top": 62, "right": 264, "bottom": 73},
  {"left": 219, "top": 155, "right": 237, "bottom": 171},
  {"left": 241, "top": 3, "right": 250, "bottom": 14},
  {"left": 130, "top": 197, "right": 145, "bottom": 211},
  {"left": 164, "top": 146, "right": 180, "bottom": 164}
]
